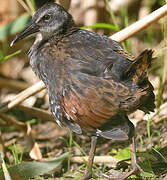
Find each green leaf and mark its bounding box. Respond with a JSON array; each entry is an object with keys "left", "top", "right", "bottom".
[
  {"left": 0, "top": 50, "right": 21, "bottom": 63},
  {"left": 140, "top": 171, "right": 155, "bottom": 178},
  {"left": 81, "top": 23, "right": 119, "bottom": 31},
  {"left": 114, "top": 148, "right": 131, "bottom": 160},
  {"left": 0, "top": 153, "right": 68, "bottom": 180},
  {"left": 105, "top": 0, "right": 120, "bottom": 30},
  {"left": 0, "top": 14, "right": 31, "bottom": 40}
]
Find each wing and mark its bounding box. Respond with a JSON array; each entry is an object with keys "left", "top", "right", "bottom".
[
  {"left": 32, "top": 29, "right": 153, "bottom": 138},
  {"left": 60, "top": 73, "right": 137, "bottom": 140},
  {"left": 61, "top": 30, "right": 155, "bottom": 113},
  {"left": 61, "top": 72, "right": 132, "bottom": 130},
  {"left": 63, "top": 29, "right": 133, "bottom": 81}
]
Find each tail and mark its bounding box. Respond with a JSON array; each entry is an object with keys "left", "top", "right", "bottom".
[
  {"left": 124, "top": 50, "right": 155, "bottom": 113},
  {"left": 139, "top": 81, "right": 155, "bottom": 113},
  {"left": 124, "top": 49, "right": 154, "bottom": 85}
]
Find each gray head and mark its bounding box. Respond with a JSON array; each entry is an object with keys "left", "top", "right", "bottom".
[{"left": 11, "top": 3, "right": 75, "bottom": 46}]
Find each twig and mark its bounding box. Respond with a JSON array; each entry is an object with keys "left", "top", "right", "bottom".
[
  {"left": 71, "top": 156, "right": 119, "bottom": 167},
  {"left": 82, "top": 0, "right": 98, "bottom": 31},
  {"left": 1, "top": 5, "right": 167, "bottom": 114},
  {"left": 16, "top": 104, "right": 54, "bottom": 122},
  {"left": 1, "top": 154, "right": 12, "bottom": 180},
  {"left": 15, "top": 0, "right": 32, "bottom": 15},
  {"left": 155, "top": 114, "right": 167, "bottom": 123},
  {"left": 0, "top": 113, "right": 42, "bottom": 160},
  {"left": 0, "top": 131, "right": 5, "bottom": 159},
  {"left": 0, "top": 77, "right": 30, "bottom": 90},
  {"left": 0, "top": 113, "right": 26, "bottom": 130},
  {"left": 110, "top": 4, "right": 167, "bottom": 42},
  {"left": 25, "top": 0, "right": 35, "bottom": 14},
  {"left": 57, "top": 0, "right": 71, "bottom": 10},
  {"left": 0, "top": 81, "right": 45, "bottom": 113}
]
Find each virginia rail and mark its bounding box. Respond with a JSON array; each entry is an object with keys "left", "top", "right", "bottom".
[{"left": 11, "top": 3, "right": 155, "bottom": 179}]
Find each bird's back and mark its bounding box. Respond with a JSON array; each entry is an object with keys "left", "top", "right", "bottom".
[{"left": 59, "top": 29, "right": 155, "bottom": 112}]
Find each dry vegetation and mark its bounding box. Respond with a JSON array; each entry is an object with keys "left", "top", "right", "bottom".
[{"left": 0, "top": 0, "right": 167, "bottom": 179}]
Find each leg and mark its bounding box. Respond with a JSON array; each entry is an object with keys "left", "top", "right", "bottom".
[
  {"left": 80, "top": 136, "right": 97, "bottom": 180},
  {"left": 120, "top": 136, "right": 142, "bottom": 180}
]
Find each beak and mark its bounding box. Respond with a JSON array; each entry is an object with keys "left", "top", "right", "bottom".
[{"left": 10, "top": 22, "right": 39, "bottom": 47}]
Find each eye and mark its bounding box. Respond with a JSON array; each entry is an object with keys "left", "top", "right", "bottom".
[{"left": 43, "top": 14, "right": 51, "bottom": 21}]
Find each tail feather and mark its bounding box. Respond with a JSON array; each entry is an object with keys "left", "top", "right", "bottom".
[
  {"left": 123, "top": 50, "right": 155, "bottom": 113},
  {"left": 139, "top": 81, "right": 156, "bottom": 113},
  {"left": 124, "top": 49, "right": 154, "bottom": 85}
]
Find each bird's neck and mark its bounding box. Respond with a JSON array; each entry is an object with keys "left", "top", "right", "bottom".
[
  {"left": 37, "top": 27, "right": 78, "bottom": 47},
  {"left": 52, "top": 23, "right": 78, "bottom": 42},
  {"left": 30, "top": 21, "right": 78, "bottom": 55}
]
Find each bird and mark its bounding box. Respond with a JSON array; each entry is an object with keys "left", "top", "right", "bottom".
[{"left": 11, "top": 3, "right": 155, "bottom": 180}]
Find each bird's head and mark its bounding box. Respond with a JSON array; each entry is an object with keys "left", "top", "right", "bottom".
[{"left": 11, "top": 3, "right": 74, "bottom": 46}]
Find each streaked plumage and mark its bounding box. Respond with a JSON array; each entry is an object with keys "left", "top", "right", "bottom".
[{"left": 11, "top": 3, "right": 155, "bottom": 179}]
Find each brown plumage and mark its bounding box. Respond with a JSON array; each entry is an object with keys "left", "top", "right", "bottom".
[{"left": 11, "top": 3, "right": 155, "bottom": 180}]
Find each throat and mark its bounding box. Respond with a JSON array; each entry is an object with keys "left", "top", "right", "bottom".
[
  {"left": 28, "top": 33, "right": 43, "bottom": 57},
  {"left": 50, "top": 26, "right": 79, "bottom": 43},
  {"left": 34, "top": 33, "right": 43, "bottom": 45}
]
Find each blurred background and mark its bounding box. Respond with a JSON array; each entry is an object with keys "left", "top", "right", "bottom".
[{"left": 0, "top": 0, "right": 167, "bottom": 179}]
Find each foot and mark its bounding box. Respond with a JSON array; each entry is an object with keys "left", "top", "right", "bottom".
[
  {"left": 119, "top": 163, "right": 143, "bottom": 180},
  {"left": 101, "top": 163, "right": 142, "bottom": 180}
]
